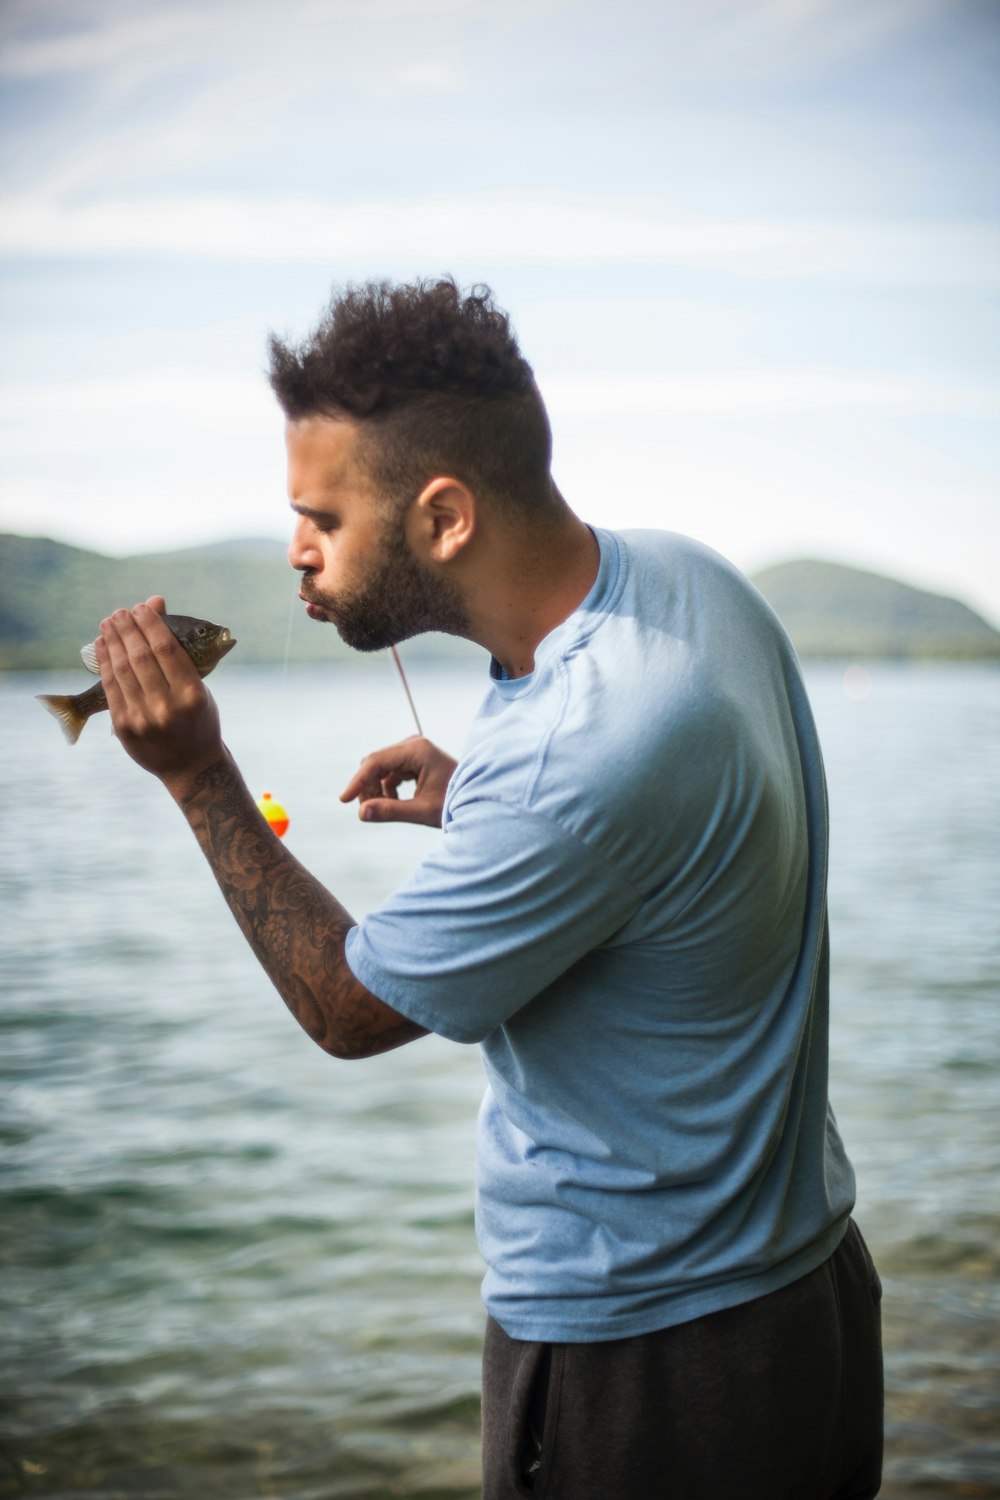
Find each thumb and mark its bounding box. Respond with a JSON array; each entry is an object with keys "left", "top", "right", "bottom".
[
  {"left": 358, "top": 796, "right": 405, "bottom": 824},
  {"left": 358, "top": 793, "right": 441, "bottom": 828}
]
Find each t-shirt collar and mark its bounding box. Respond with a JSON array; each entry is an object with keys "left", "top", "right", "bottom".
[{"left": 489, "top": 527, "right": 623, "bottom": 686}]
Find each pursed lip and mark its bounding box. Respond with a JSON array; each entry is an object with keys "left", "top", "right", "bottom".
[{"left": 299, "top": 589, "right": 332, "bottom": 622}]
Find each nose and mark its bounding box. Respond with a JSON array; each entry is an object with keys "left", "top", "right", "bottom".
[{"left": 288, "top": 516, "right": 318, "bottom": 573}]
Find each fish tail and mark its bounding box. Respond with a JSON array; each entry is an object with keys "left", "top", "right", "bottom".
[{"left": 36, "top": 693, "right": 88, "bottom": 744}]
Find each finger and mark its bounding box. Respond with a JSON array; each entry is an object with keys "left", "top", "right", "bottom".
[
  {"left": 145, "top": 595, "right": 167, "bottom": 615},
  {"left": 347, "top": 771, "right": 409, "bottom": 804},
  {"left": 93, "top": 632, "right": 127, "bottom": 717},
  {"left": 358, "top": 795, "right": 438, "bottom": 827},
  {"left": 99, "top": 608, "right": 171, "bottom": 700},
  {"left": 131, "top": 603, "right": 199, "bottom": 687},
  {"left": 95, "top": 613, "right": 163, "bottom": 739},
  {"left": 98, "top": 611, "right": 156, "bottom": 699},
  {"left": 359, "top": 797, "right": 402, "bottom": 822},
  {"left": 341, "top": 746, "right": 419, "bottom": 803},
  {"left": 340, "top": 766, "right": 383, "bottom": 804}
]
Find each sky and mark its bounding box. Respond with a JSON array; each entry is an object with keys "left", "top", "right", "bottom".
[{"left": 1, "top": 0, "right": 998, "bottom": 624}]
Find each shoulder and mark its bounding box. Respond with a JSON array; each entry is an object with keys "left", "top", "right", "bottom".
[
  {"left": 448, "top": 529, "right": 798, "bottom": 856},
  {"left": 613, "top": 527, "right": 771, "bottom": 616}
]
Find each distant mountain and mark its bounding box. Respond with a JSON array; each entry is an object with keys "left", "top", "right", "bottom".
[
  {"left": 1, "top": 532, "right": 997, "bottom": 670},
  {"left": 751, "top": 558, "right": 1000, "bottom": 660}
]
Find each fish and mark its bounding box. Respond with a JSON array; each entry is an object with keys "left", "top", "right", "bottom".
[{"left": 36, "top": 613, "right": 237, "bottom": 744}]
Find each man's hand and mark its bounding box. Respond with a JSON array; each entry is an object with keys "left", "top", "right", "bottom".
[
  {"left": 341, "top": 736, "right": 458, "bottom": 828},
  {"left": 95, "top": 596, "right": 224, "bottom": 793}
]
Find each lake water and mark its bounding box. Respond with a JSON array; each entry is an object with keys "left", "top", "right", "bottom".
[{"left": 2, "top": 657, "right": 998, "bottom": 1499}]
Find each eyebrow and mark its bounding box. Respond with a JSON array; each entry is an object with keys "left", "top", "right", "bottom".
[{"left": 289, "top": 501, "right": 334, "bottom": 522}]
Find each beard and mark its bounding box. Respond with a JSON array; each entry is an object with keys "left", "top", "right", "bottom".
[{"left": 301, "top": 521, "right": 470, "bottom": 653}]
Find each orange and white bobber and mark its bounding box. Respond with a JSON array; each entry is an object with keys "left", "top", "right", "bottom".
[{"left": 255, "top": 792, "right": 290, "bottom": 838}]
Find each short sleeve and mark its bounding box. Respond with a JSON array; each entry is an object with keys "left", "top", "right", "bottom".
[{"left": 345, "top": 799, "right": 644, "bottom": 1043}]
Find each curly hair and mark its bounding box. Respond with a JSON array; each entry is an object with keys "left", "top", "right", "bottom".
[{"left": 267, "top": 277, "right": 556, "bottom": 513}]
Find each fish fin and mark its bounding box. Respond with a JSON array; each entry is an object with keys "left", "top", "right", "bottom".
[
  {"left": 36, "top": 694, "right": 87, "bottom": 745},
  {"left": 80, "top": 641, "right": 101, "bottom": 675}
]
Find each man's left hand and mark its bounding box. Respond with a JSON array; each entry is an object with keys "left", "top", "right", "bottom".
[{"left": 341, "top": 735, "right": 457, "bottom": 828}]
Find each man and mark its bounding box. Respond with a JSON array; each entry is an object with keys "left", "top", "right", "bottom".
[{"left": 97, "top": 277, "right": 883, "bottom": 1498}]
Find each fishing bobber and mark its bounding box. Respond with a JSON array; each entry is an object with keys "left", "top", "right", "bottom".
[{"left": 256, "top": 792, "right": 290, "bottom": 838}]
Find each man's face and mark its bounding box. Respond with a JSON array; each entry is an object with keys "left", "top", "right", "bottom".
[{"left": 286, "top": 414, "right": 468, "bottom": 652}]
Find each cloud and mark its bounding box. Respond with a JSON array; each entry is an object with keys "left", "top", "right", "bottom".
[
  {"left": 668, "top": 0, "right": 945, "bottom": 84},
  {"left": 0, "top": 370, "right": 272, "bottom": 446},
  {"left": 1, "top": 183, "right": 997, "bottom": 290},
  {"left": 0, "top": 0, "right": 479, "bottom": 76},
  {"left": 0, "top": 0, "right": 865, "bottom": 79},
  {"left": 543, "top": 370, "right": 1000, "bottom": 420},
  {"left": 3, "top": 363, "right": 996, "bottom": 472},
  {"left": 0, "top": 8, "right": 203, "bottom": 77}
]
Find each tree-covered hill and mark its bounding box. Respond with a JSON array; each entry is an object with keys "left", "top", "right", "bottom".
[{"left": 750, "top": 558, "right": 1000, "bottom": 660}]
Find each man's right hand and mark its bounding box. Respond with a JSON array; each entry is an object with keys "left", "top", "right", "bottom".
[
  {"left": 340, "top": 736, "right": 458, "bottom": 828},
  {"left": 96, "top": 599, "right": 225, "bottom": 797}
]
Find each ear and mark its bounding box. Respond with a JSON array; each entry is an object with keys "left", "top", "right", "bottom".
[{"left": 409, "top": 476, "right": 476, "bottom": 563}]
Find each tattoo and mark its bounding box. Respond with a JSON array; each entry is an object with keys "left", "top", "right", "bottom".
[{"left": 178, "top": 756, "right": 426, "bottom": 1058}]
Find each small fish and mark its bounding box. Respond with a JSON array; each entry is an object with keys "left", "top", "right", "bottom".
[{"left": 37, "top": 613, "right": 237, "bottom": 744}]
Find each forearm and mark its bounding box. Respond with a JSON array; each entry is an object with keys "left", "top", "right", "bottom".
[{"left": 167, "top": 750, "right": 425, "bottom": 1059}]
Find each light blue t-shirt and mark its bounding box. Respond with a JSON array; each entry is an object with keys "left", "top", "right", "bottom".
[{"left": 346, "top": 528, "right": 855, "bottom": 1341}]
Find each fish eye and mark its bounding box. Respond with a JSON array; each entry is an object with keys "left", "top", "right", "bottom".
[{"left": 196, "top": 626, "right": 207, "bottom": 637}]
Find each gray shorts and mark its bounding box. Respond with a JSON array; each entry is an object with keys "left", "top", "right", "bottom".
[{"left": 482, "top": 1218, "right": 883, "bottom": 1500}]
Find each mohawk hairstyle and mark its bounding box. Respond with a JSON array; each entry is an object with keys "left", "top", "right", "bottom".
[{"left": 268, "top": 277, "right": 556, "bottom": 513}]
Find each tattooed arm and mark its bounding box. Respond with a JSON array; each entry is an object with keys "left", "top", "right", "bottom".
[
  {"left": 96, "top": 601, "right": 428, "bottom": 1060},
  {"left": 169, "top": 752, "right": 427, "bottom": 1057}
]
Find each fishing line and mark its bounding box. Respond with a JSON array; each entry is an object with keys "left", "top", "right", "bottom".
[
  {"left": 390, "top": 646, "right": 423, "bottom": 736},
  {"left": 281, "top": 579, "right": 299, "bottom": 686}
]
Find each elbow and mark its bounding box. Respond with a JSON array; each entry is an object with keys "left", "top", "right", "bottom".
[
  {"left": 292, "top": 969, "right": 427, "bottom": 1059},
  {"left": 318, "top": 1033, "right": 372, "bottom": 1062},
  {"left": 316, "top": 1015, "right": 429, "bottom": 1061},
  {"left": 313, "top": 1016, "right": 398, "bottom": 1060}
]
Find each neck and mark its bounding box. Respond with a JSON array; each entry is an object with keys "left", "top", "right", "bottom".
[{"left": 462, "top": 508, "right": 600, "bottom": 680}]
